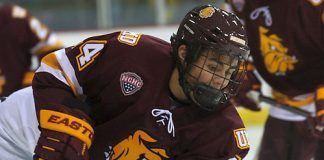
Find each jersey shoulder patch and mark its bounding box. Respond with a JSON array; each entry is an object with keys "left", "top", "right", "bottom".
[
  {"left": 117, "top": 31, "right": 142, "bottom": 46},
  {"left": 233, "top": 128, "right": 250, "bottom": 149}
]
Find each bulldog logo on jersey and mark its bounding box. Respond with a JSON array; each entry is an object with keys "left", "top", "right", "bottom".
[
  {"left": 199, "top": 6, "right": 215, "bottom": 18},
  {"left": 259, "top": 26, "right": 298, "bottom": 75},
  {"left": 106, "top": 130, "right": 169, "bottom": 160},
  {"left": 120, "top": 72, "right": 143, "bottom": 96}
]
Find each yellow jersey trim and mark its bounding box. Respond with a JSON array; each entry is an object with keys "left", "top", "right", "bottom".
[{"left": 41, "top": 53, "right": 78, "bottom": 96}]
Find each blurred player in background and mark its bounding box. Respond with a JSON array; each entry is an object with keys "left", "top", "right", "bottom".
[
  {"left": 225, "top": 0, "right": 324, "bottom": 159},
  {"left": 0, "top": 4, "right": 63, "bottom": 96},
  {"left": 0, "top": 4, "right": 252, "bottom": 160}
]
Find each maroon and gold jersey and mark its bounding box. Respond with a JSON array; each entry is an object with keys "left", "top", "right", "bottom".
[
  {"left": 0, "top": 4, "right": 63, "bottom": 96},
  {"left": 226, "top": 0, "right": 324, "bottom": 97},
  {"left": 32, "top": 31, "right": 249, "bottom": 159}
]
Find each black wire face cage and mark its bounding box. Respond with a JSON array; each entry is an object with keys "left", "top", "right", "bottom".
[{"left": 182, "top": 45, "right": 247, "bottom": 111}]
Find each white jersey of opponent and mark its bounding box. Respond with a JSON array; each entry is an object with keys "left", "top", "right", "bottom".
[{"left": 0, "top": 87, "right": 40, "bottom": 160}]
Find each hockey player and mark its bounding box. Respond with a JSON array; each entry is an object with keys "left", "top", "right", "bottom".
[
  {"left": 225, "top": 0, "right": 324, "bottom": 159},
  {"left": 0, "top": 4, "right": 251, "bottom": 159},
  {"left": 0, "top": 4, "right": 63, "bottom": 96}
]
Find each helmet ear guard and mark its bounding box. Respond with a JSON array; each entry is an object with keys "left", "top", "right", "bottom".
[{"left": 170, "top": 4, "right": 250, "bottom": 111}]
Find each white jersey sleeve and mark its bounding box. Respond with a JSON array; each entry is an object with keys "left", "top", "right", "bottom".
[{"left": 0, "top": 87, "right": 40, "bottom": 160}]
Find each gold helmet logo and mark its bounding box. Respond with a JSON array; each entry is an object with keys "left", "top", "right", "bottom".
[{"left": 199, "top": 6, "right": 215, "bottom": 18}]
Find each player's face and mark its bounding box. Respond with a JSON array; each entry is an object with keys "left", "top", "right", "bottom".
[{"left": 187, "top": 49, "right": 238, "bottom": 90}]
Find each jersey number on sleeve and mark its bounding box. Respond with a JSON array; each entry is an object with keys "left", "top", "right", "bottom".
[{"left": 76, "top": 40, "right": 107, "bottom": 71}]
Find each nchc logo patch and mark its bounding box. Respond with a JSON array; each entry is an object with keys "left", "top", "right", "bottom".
[{"left": 120, "top": 72, "right": 143, "bottom": 96}]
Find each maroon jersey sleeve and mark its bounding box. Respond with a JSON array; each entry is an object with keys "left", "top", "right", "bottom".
[
  {"left": 0, "top": 4, "right": 63, "bottom": 96},
  {"left": 32, "top": 34, "right": 110, "bottom": 111},
  {"left": 32, "top": 31, "right": 171, "bottom": 119}
]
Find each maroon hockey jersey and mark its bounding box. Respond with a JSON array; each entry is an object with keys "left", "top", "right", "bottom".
[
  {"left": 0, "top": 4, "right": 63, "bottom": 96},
  {"left": 32, "top": 31, "right": 249, "bottom": 159},
  {"left": 226, "top": 0, "right": 324, "bottom": 97}
]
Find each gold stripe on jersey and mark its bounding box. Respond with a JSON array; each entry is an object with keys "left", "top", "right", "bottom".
[
  {"left": 22, "top": 71, "right": 34, "bottom": 86},
  {"left": 272, "top": 90, "right": 314, "bottom": 108},
  {"left": 55, "top": 49, "right": 83, "bottom": 95},
  {"left": 40, "top": 110, "right": 94, "bottom": 148},
  {"left": 246, "top": 62, "right": 254, "bottom": 71},
  {"left": 41, "top": 53, "right": 78, "bottom": 96},
  {"left": 317, "top": 87, "right": 324, "bottom": 101},
  {"left": 0, "top": 79, "right": 4, "bottom": 95},
  {"left": 317, "top": 110, "right": 324, "bottom": 117},
  {"left": 42, "top": 53, "right": 61, "bottom": 70},
  {"left": 36, "top": 63, "right": 69, "bottom": 86},
  {"left": 235, "top": 155, "right": 242, "bottom": 160}
]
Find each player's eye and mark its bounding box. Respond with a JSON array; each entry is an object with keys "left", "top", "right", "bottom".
[{"left": 208, "top": 64, "right": 221, "bottom": 72}]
